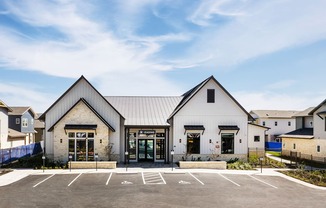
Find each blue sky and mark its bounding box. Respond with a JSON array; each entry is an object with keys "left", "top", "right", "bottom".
[{"left": 1, "top": 0, "right": 326, "bottom": 113}]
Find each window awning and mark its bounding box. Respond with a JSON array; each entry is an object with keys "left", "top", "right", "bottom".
[
  {"left": 184, "top": 125, "right": 205, "bottom": 135},
  {"left": 218, "top": 125, "right": 240, "bottom": 135},
  {"left": 64, "top": 124, "right": 98, "bottom": 134}
]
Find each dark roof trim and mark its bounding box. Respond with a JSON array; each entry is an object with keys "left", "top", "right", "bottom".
[
  {"left": 167, "top": 76, "right": 254, "bottom": 121},
  {"left": 248, "top": 123, "right": 270, "bottom": 130},
  {"left": 39, "top": 75, "right": 124, "bottom": 121},
  {"left": 309, "top": 99, "right": 326, "bottom": 115},
  {"left": 64, "top": 124, "right": 97, "bottom": 130},
  {"left": 283, "top": 128, "right": 313, "bottom": 136},
  {"left": 218, "top": 125, "right": 240, "bottom": 135},
  {"left": 48, "top": 98, "right": 115, "bottom": 132}
]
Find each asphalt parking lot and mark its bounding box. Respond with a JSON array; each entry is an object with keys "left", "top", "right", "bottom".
[{"left": 0, "top": 172, "right": 325, "bottom": 208}]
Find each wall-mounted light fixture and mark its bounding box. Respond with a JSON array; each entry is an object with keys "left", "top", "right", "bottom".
[
  {"left": 209, "top": 139, "right": 212, "bottom": 143},
  {"left": 100, "top": 139, "right": 102, "bottom": 144},
  {"left": 60, "top": 139, "right": 62, "bottom": 143},
  {"left": 179, "top": 139, "right": 182, "bottom": 143},
  {"left": 239, "top": 139, "right": 242, "bottom": 143}
]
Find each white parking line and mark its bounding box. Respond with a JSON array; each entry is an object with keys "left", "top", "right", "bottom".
[
  {"left": 248, "top": 175, "right": 278, "bottom": 189},
  {"left": 68, "top": 173, "right": 82, "bottom": 187},
  {"left": 141, "top": 172, "right": 146, "bottom": 184},
  {"left": 106, "top": 172, "right": 112, "bottom": 186},
  {"left": 218, "top": 173, "right": 240, "bottom": 187},
  {"left": 158, "top": 172, "right": 166, "bottom": 184},
  {"left": 33, "top": 174, "right": 55, "bottom": 188},
  {"left": 188, "top": 172, "right": 204, "bottom": 185}
]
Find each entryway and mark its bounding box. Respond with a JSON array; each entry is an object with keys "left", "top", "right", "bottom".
[{"left": 138, "top": 139, "right": 154, "bottom": 161}]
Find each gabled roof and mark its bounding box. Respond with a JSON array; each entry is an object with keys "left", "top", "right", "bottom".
[
  {"left": 250, "top": 110, "right": 298, "bottom": 119},
  {"left": 8, "top": 107, "right": 36, "bottom": 118},
  {"left": 106, "top": 96, "right": 182, "bottom": 126},
  {"left": 309, "top": 99, "right": 326, "bottom": 115},
  {"left": 48, "top": 98, "right": 115, "bottom": 132},
  {"left": 293, "top": 107, "right": 315, "bottom": 117},
  {"left": 39, "top": 75, "right": 124, "bottom": 121},
  {"left": 168, "top": 75, "right": 254, "bottom": 121},
  {"left": 0, "top": 100, "right": 12, "bottom": 112},
  {"left": 8, "top": 128, "right": 26, "bottom": 139}
]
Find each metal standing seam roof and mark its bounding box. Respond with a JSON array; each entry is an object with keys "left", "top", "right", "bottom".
[
  {"left": 105, "top": 96, "right": 183, "bottom": 126},
  {"left": 250, "top": 110, "right": 299, "bottom": 118}
]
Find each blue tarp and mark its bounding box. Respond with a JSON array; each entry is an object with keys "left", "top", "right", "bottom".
[
  {"left": 265, "top": 142, "right": 282, "bottom": 152},
  {"left": 0, "top": 142, "right": 42, "bottom": 164}
]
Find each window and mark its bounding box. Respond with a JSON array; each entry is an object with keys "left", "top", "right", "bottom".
[
  {"left": 275, "top": 121, "right": 278, "bottom": 126},
  {"left": 22, "top": 118, "right": 28, "bottom": 127},
  {"left": 207, "top": 89, "right": 215, "bottom": 103},
  {"left": 187, "top": 133, "right": 200, "bottom": 154},
  {"left": 31, "top": 119, "right": 34, "bottom": 125},
  {"left": 317, "top": 145, "right": 320, "bottom": 152},
  {"left": 262, "top": 121, "right": 265, "bottom": 126},
  {"left": 15, "top": 118, "right": 20, "bottom": 124},
  {"left": 254, "top": 136, "right": 260, "bottom": 142},
  {"left": 68, "top": 131, "right": 95, "bottom": 161},
  {"left": 310, "top": 121, "right": 313, "bottom": 127},
  {"left": 221, "top": 133, "right": 234, "bottom": 154},
  {"left": 293, "top": 143, "right": 296, "bottom": 149},
  {"left": 288, "top": 121, "right": 291, "bottom": 126}
]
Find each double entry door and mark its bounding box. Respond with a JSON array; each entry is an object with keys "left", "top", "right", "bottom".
[{"left": 138, "top": 139, "right": 154, "bottom": 161}]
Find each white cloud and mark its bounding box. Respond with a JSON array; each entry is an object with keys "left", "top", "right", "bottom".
[
  {"left": 187, "top": 0, "right": 326, "bottom": 67},
  {"left": 233, "top": 91, "right": 325, "bottom": 111},
  {"left": 266, "top": 80, "right": 296, "bottom": 90},
  {"left": 0, "top": 82, "right": 54, "bottom": 113}
]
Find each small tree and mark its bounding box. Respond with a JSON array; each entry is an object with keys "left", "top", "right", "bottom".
[{"left": 104, "top": 143, "right": 115, "bottom": 161}]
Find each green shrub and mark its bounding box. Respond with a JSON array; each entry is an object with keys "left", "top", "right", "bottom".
[{"left": 227, "top": 161, "right": 253, "bottom": 170}]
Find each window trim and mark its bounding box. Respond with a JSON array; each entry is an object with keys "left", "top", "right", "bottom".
[
  {"left": 221, "top": 133, "right": 234, "bottom": 154},
  {"left": 15, "top": 118, "right": 20, "bottom": 125},
  {"left": 254, "top": 135, "right": 260, "bottom": 142},
  {"left": 22, "top": 118, "right": 28, "bottom": 127}
]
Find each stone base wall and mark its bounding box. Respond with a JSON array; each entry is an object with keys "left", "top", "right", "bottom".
[
  {"left": 179, "top": 161, "right": 227, "bottom": 169},
  {"left": 173, "top": 154, "right": 247, "bottom": 162},
  {"left": 68, "top": 161, "right": 117, "bottom": 169}
]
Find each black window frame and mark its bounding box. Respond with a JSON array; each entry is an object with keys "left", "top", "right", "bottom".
[
  {"left": 288, "top": 121, "right": 291, "bottom": 126},
  {"left": 254, "top": 136, "right": 260, "bottom": 142},
  {"left": 275, "top": 121, "right": 278, "bottom": 126},
  {"left": 317, "top": 145, "right": 320, "bottom": 152},
  {"left": 187, "top": 133, "right": 200, "bottom": 154},
  {"left": 207, "top": 89, "right": 215, "bottom": 103},
  {"left": 221, "top": 133, "right": 234, "bottom": 154}
]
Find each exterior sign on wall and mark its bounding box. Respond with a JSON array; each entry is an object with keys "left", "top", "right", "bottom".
[{"left": 139, "top": 130, "right": 156, "bottom": 134}]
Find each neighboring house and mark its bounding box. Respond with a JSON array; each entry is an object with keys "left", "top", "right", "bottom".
[
  {"left": 280, "top": 103, "right": 326, "bottom": 158},
  {"left": 248, "top": 123, "right": 270, "bottom": 151},
  {"left": 8, "top": 107, "right": 36, "bottom": 146},
  {"left": 0, "top": 100, "right": 12, "bottom": 149},
  {"left": 41, "top": 75, "right": 267, "bottom": 163},
  {"left": 34, "top": 113, "right": 45, "bottom": 143},
  {"left": 250, "top": 110, "right": 298, "bottom": 142}
]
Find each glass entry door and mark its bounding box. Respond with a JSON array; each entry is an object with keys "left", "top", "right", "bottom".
[{"left": 138, "top": 139, "right": 154, "bottom": 161}]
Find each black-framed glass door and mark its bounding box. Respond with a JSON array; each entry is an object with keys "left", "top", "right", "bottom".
[{"left": 138, "top": 139, "right": 154, "bottom": 161}]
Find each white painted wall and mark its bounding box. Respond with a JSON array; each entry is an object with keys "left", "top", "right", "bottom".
[
  {"left": 313, "top": 104, "right": 326, "bottom": 140},
  {"left": 0, "top": 108, "right": 9, "bottom": 149},
  {"left": 172, "top": 79, "right": 248, "bottom": 158},
  {"left": 248, "top": 124, "right": 266, "bottom": 149},
  {"left": 45, "top": 78, "right": 121, "bottom": 158}
]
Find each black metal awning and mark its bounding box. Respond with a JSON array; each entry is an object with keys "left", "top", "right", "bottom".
[
  {"left": 218, "top": 125, "right": 240, "bottom": 135},
  {"left": 184, "top": 125, "right": 205, "bottom": 135},
  {"left": 64, "top": 124, "right": 98, "bottom": 133}
]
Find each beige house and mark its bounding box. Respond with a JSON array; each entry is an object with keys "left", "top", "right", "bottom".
[{"left": 280, "top": 102, "right": 326, "bottom": 159}]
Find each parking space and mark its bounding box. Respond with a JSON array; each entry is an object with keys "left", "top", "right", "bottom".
[{"left": 2, "top": 171, "right": 325, "bottom": 207}]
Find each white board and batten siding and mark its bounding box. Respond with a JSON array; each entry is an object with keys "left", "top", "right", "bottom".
[
  {"left": 45, "top": 78, "right": 121, "bottom": 156},
  {"left": 172, "top": 79, "right": 248, "bottom": 155},
  {"left": 248, "top": 124, "right": 266, "bottom": 149},
  {"left": 313, "top": 104, "right": 326, "bottom": 140}
]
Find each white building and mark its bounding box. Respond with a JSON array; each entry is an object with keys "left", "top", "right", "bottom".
[
  {"left": 250, "top": 110, "right": 298, "bottom": 142},
  {"left": 280, "top": 102, "right": 326, "bottom": 158},
  {"left": 41, "top": 75, "right": 267, "bottom": 163}
]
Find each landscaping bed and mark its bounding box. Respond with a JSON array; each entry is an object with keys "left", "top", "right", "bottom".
[
  {"left": 281, "top": 170, "right": 326, "bottom": 187},
  {"left": 0, "top": 169, "right": 12, "bottom": 176}
]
